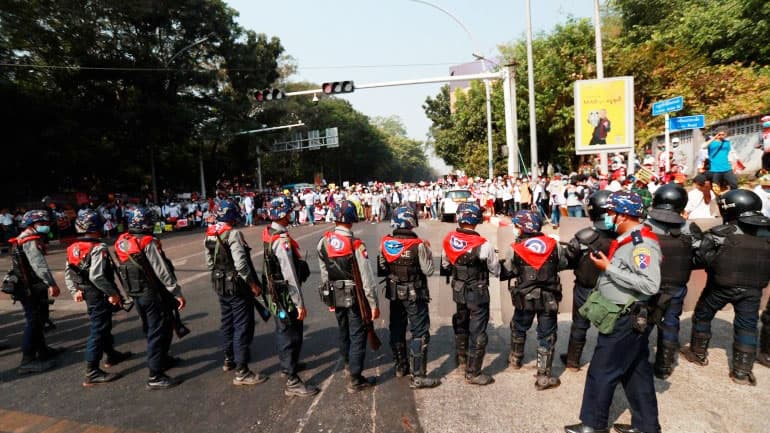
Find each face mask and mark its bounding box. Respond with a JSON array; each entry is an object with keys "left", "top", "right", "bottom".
[
  {"left": 763, "top": 121, "right": 770, "bottom": 128},
  {"left": 35, "top": 225, "right": 51, "bottom": 234},
  {"left": 603, "top": 214, "right": 616, "bottom": 232},
  {"left": 512, "top": 227, "right": 521, "bottom": 239}
]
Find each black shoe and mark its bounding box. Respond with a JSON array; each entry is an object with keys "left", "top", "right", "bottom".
[
  {"left": 147, "top": 374, "right": 178, "bottom": 390},
  {"left": 347, "top": 374, "right": 375, "bottom": 393},
  {"left": 104, "top": 351, "right": 132, "bottom": 368},
  {"left": 564, "top": 423, "right": 609, "bottom": 433},
  {"left": 83, "top": 368, "right": 121, "bottom": 387},
  {"left": 222, "top": 357, "right": 236, "bottom": 372},
  {"left": 284, "top": 375, "right": 319, "bottom": 397},
  {"left": 613, "top": 424, "right": 660, "bottom": 433},
  {"left": 409, "top": 375, "right": 441, "bottom": 389},
  {"left": 18, "top": 359, "right": 56, "bottom": 375},
  {"left": 233, "top": 369, "right": 268, "bottom": 386}
]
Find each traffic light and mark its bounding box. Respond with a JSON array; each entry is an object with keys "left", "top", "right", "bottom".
[
  {"left": 321, "top": 81, "right": 355, "bottom": 95},
  {"left": 255, "top": 89, "right": 285, "bottom": 102}
]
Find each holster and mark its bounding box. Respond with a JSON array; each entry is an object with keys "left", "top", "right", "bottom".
[
  {"left": 649, "top": 286, "right": 675, "bottom": 326},
  {"left": 512, "top": 287, "right": 559, "bottom": 312},
  {"left": 630, "top": 302, "right": 650, "bottom": 333},
  {"left": 319, "top": 282, "right": 336, "bottom": 307},
  {"left": 330, "top": 280, "right": 355, "bottom": 308},
  {"left": 451, "top": 279, "right": 489, "bottom": 305},
  {"left": 386, "top": 279, "right": 427, "bottom": 302},
  {"left": 211, "top": 269, "right": 243, "bottom": 296}
]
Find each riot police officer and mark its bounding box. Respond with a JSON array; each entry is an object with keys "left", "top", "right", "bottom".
[
  {"left": 501, "top": 210, "right": 567, "bottom": 390},
  {"left": 65, "top": 210, "right": 131, "bottom": 386},
  {"left": 561, "top": 190, "right": 615, "bottom": 372},
  {"left": 682, "top": 189, "right": 770, "bottom": 386},
  {"left": 645, "top": 184, "right": 699, "bottom": 380},
  {"left": 440, "top": 202, "right": 500, "bottom": 386},
  {"left": 317, "top": 200, "right": 380, "bottom": 393},
  {"left": 204, "top": 199, "right": 267, "bottom": 386},
  {"left": 115, "top": 206, "right": 187, "bottom": 390},
  {"left": 262, "top": 196, "right": 318, "bottom": 397},
  {"left": 565, "top": 191, "right": 662, "bottom": 433},
  {"left": 377, "top": 206, "right": 440, "bottom": 389},
  {"left": 9, "top": 210, "right": 61, "bottom": 374}
]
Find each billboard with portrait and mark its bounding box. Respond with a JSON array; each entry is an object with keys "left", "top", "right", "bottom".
[{"left": 574, "top": 76, "right": 634, "bottom": 155}]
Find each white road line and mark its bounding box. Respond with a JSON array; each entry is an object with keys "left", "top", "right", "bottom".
[
  {"left": 371, "top": 362, "right": 380, "bottom": 433},
  {"left": 294, "top": 358, "right": 343, "bottom": 433}
]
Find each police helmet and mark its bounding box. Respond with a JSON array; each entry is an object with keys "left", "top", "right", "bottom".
[
  {"left": 126, "top": 206, "right": 155, "bottom": 233},
  {"left": 20, "top": 210, "right": 49, "bottom": 228},
  {"left": 333, "top": 200, "right": 358, "bottom": 224},
  {"left": 456, "top": 202, "right": 483, "bottom": 225},
  {"left": 513, "top": 209, "right": 542, "bottom": 234},
  {"left": 718, "top": 189, "right": 764, "bottom": 223},
  {"left": 392, "top": 206, "right": 417, "bottom": 229},
  {"left": 75, "top": 209, "right": 103, "bottom": 234},
  {"left": 586, "top": 190, "right": 612, "bottom": 222},
  {"left": 216, "top": 199, "right": 239, "bottom": 224},
  {"left": 648, "top": 183, "right": 688, "bottom": 224},
  {"left": 269, "top": 196, "right": 293, "bottom": 221},
  {"left": 606, "top": 190, "right": 644, "bottom": 217}
]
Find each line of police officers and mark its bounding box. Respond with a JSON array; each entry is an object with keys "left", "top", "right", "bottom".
[{"left": 5, "top": 185, "right": 770, "bottom": 431}]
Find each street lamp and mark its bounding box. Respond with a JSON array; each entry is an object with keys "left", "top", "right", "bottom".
[{"left": 410, "top": 0, "right": 495, "bottom": 180}]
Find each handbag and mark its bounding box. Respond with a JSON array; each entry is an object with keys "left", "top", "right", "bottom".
[{"left": 578, "top": 290, "right": 633, "bottom": 335}]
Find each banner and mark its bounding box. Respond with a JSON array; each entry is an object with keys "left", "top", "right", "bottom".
[{"left": 574, "top": 77, "right": 634, "bottom": 155}]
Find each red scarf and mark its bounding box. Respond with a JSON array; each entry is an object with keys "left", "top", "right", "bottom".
[
  {"left": 443, "top": 230, "right": 486, "bottom": 265},
  {"left": 381, "top": 235, "right": 423, "bottom": 263},
  {"left": 512, "top": 235, "right": 557, "bottom": 270}
]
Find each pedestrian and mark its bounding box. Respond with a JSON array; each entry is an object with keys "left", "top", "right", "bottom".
[
  {"left": 302, "top": 189, "right": 315, "bottom": 225},
  {"left": 644, "top": 184, "right": 699, "bottom": 380},
  {"left": 565, "top": 190, "right": 662, "bottom": 433},
  {"left": 203, "top": 199, "right": 267, "bottom": 386},
  {"left": 261, "top": 196, "right": 318, "bottom": 397},
  {"left": 65, "top": 210, "right": 131, "bottom": 386},
  {"left": 440, "top": 202, "right": 500, "bottom": 386},
  {"left": 377, "top": 206, "right": 440, "bottom": 389},
  {"left": 9, "top": 210, "right": 62, "bottom": 374},
  {"left": 561, "top": 190, "right": 616, "bottom": 372},
  {"left": 115, "top": 206, "right": 187, "bottom": 390},
  {"left": 682, "top": 189, "right": 770, "bottom": 386},
  {"left": 500, "top": 210, "right": 567, "bottom": 390},
  {"left": 702, "top": 127, "right": 739, "bottom": 191},
  {"left": 317, "top": 200, "right": 380, "bottom": 393},
  {"left": 243, "top": 193, "right": 254, "bottom": 227}
]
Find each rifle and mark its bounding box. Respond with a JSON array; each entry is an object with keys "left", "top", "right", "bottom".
[
  {"left": 244, "top": 244, "right": 271, "bottom": 322},
  {"left": 262, "top": 242, "right": 292, "bottom": 325},
  {"left": 351, "top": 254, "right": 381, "bottom": 351},
  {"left": 104, "top": 251, "right": 134, "bottom": 313},
  {"left": 3, "top": 239, "right": 33, "bottom": 301}
]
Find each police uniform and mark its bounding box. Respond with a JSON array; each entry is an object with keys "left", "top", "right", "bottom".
[
  {"left": 317, "top": 225, "right": 379, "bottom": 384},
  {"left": 10, "top": 228, "right": 59, "bottom": 373},
  {"left": 441, "top": 228, "right": 500, "bottom": 384},
  {"left": 577, "top": 224, "right": 662, "bottom": 433},
  {"left": 204, "top": 221, "right": 265, "bottom": 384},
  {"left": 65, "top": 237, "right": 129, "bottom": 384},
  {"left": 377, "top": 227, "right": 439, "bottom": 388},
  {"left": 501, "top": 230, "right": 567, "bottom": 390},
  {"left": 115, "top": 231, "right": 182, "bottom": 387},
  {"left": 562, "top": 222, "right": 616, "bottom": 370},
  {"left": 262, "top": 222, "right": 318, "bottom": 396}
]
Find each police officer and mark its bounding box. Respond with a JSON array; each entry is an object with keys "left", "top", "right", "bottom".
[
  {"left": 565, "top": 191, "right": 662, "bottom": 433},
  {"left": 10, "top": 210, "right": 62, "bottom": 374},
  {"left": 500, "top": 210, "right": 567, "bottom": 390},
  {"left": 317, "top": 200, "right": 380, "bottom": 393},
  {"left": 204, "top": 199, "right": 266, "bottom": 386},
  {"left": 440, "top": 202, "right": 500, "bottom": 386},
  {"left": 561, "top": 190, "right": 615, "bottom": 371},
  {"left": 377, "top": 206, "right": 440, "bottom": 389},
  {"left": 65, "top": 210, "right": 131, "bottom": 386},
  {"left": 682, "top": 189, "right": 770, "bottom": 386},
  {"left": 262, "top": 196, "right": 318, "bottom": 397},
  {"left": 115, "top": 206, "right": 186, "bottom": 390},
  {"left": 644, "top": 184, "right": 699, "bottom": 380}
]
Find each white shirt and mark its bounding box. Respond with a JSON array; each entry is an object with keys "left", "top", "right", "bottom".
[
  {"left": 302, "top": 192, "right": 316, "bottom": 206},
  {"left": 243, "top": 195, "right": 254, "bottom": 212},
  {"left": 0, "top": 212, "right": 13, "bottom": 226},
  {"left": 685, "top": 188, "right": 716, "bottom": 219},
  {"left": 753, "top": 185, "right": 770, "bottom": 218}
]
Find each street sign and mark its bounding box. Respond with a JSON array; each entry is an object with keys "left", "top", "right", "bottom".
[
  {"left": 652, "top": 96, "right": 683, "bottom": 116},
  {"left": 669, "top": 115, "right": 705, "bottom": 131}
]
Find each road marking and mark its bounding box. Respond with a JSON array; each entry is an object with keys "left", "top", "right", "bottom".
[
  {"left": 371, "top": 362, "right": 380, "bottom": 433},
  {"left": 293, "top": 358, "right": 343, "bottom": 433}
]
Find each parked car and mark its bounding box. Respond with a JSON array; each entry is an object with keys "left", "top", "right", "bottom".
[{"left": 438, "top": 189, "right": 475, "bottom": 222}]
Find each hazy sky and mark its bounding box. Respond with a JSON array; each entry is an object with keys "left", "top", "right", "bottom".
[{"left": 227, "top": 0, "right": 595, "bottom": 169}]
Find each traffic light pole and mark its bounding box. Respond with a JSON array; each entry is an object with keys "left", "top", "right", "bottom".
[{"left": 234, "top": 122, "right": 305, "bottom": 191}]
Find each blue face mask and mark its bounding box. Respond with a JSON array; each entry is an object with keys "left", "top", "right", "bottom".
[
  {"left": 603, "top": 214, "right": 616, "bottom": 232},
  {"left": 763, "top": 121, "right": 770, "bottom": 128},
  {"left": 35, "top": 225, "right": 50, "bottom": 234}
]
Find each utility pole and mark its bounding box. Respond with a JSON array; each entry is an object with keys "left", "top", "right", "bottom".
[
  {"left": 235, "top": 122, "right": 305, "bottom": 191},
  {"left": 503, "top": 64, "right": 519, "bottom": 176},
  {"left": 593, "top": 0, "right": 610, "bottom": 176},
  {"left": 525, "top": 0, "right": 539, "bottom": 181}
]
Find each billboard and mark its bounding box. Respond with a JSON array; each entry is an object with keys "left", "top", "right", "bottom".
[{"left": 574, "top": 76, "right": 634, "bottom": 155}]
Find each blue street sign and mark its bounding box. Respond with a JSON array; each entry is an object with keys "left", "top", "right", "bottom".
[
  {"left": 652, "top": 96, "right": 684, "bottom": 116},
  {"left": 669, "top": 114, "right": 705, "bottom": 131}
]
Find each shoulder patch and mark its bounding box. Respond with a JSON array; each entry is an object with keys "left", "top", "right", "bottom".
[{"left": 632, "top": 246, "right": 652, "bottom": 270}]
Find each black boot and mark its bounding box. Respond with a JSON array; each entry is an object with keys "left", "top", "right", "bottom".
[
  {"left": 455, "top": 334, "right": 469, "bottom": 369},
  {"left": 284, "top": 374, "right": 319, "bottom": 397},
  {"left": 564, "top": 423, "right": 609, "bottom": 433},
  {"left": 560, "top": 338, "right": 585, "bottom": 371},
  {"left": 730, "top": 343, "right": 757, "bottom": 386},
  {"left": 147, "top": 373, "right": 178, "bottom": 390},
  {"left": 83, "top": 362, "right": 121, "bottom": 387},
  {"left": 465, "top": 343, "right": 493, "bottom": 386},
  {"left": 681, "top": 331, "right": 710, "bottom": 366},
  {"left": 391, "top": 342, "right": 409, "bottom": 377},
  {"left": 509, "top": 336, "right": 525, "bottom": 369},
  {"left": 347, "top": 374, "right": 376, "bottom": 393},
  {"left": 535, "top": 346, "right": 561, "bottom": 390},
  {"left": 408, "top": 337, "right": 440, "bottom": 389},
  {"left": 653, "top": 339, "right": 678, "bottom": 380},
  {"left": 233, "top": 366, "right": 268, "bottom": 386},
  {"left": 758, "top": 326, "right": 770, "bottom": 368}
]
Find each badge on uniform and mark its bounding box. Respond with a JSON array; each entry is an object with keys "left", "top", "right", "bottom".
[
  {"left": 384, "top": 239, "right": 404, "bottom": 256},
  {"left": 632, "top": 246, "right": 651, "bottom": 270},
  {"left": 523, "top": 238, "right": 547, "bottom": 254},
  {"left": 450, "top": 235, "right": 467, "bottom": 251},
  {"left": 329, "top": 235, "right": 345, "bottom": 251}
]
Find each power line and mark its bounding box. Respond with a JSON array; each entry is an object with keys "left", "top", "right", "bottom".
[{"left": 0, "top": 61, "right": 466, "bottom": 72}]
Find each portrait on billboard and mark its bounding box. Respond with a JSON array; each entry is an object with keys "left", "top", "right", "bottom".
[{"left": 574, "top": 77, "right": 634, "bottom": 155}]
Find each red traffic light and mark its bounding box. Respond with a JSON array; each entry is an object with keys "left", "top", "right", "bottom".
[
  {"left": 321, "top": 81, "right": 355, "bottom": 95},
  {"left": 255, "top": 89, "right": 285, "bottom": 102}
]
